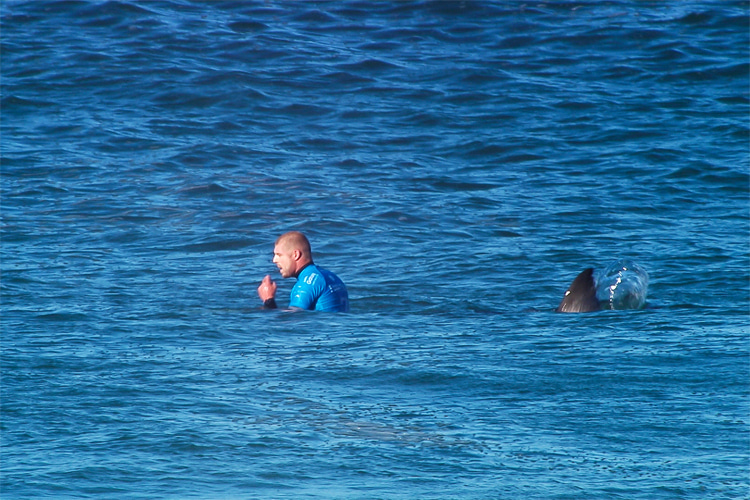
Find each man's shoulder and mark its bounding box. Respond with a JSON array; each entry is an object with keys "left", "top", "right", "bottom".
[
  {"left": 298, "top": 264, "right": 346, "bottom": 287},
  {"left": 319, "top": 266, "right": 346, "bottom": 284},
  {"left": 297, "top": 264, "right": 324, "bottom": 287}
]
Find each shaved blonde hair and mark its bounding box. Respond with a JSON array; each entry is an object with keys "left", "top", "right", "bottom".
[{"left": 276, "top": 231, "right": 312, "bottom": 259}]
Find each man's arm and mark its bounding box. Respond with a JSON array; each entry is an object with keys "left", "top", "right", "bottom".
[{"left": 258, "top": 275, "right": 278, "bottom": 309}]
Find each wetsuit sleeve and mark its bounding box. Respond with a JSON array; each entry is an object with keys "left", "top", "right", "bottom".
[
  {"left": 288, "top": 283, "right": 317, "bottom": 309},
  {"left": 262, "top": 298, "right": 277, "bottom": 309}
]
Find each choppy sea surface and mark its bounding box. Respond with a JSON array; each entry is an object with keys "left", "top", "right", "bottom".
[{"left": 2, "top": 1, "right": 749, "bottom": 498}]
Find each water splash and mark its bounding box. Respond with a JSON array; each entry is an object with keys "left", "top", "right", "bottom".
[{"left": 595, "top": 260, "right": 649, "bottom": 310}]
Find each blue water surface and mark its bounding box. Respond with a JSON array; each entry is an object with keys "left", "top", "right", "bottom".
[{"left": 2, "top": 1, "right": 748, "bottom": 498}]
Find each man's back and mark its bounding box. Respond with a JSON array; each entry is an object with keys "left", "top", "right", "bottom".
[{"left": 290, "top": 264, "right": 349, "bottom": 312}]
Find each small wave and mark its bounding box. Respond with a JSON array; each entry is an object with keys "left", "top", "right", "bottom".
[
  {"left": 176, "top": 183, "right": 231, "bottom": 196},
  {"left": 227, "top": 20, "right": 268, "bottom": 33},
  {"left": 277, "top": 103, "right": 333, "bottom": 116},
  {"left": 1, "top": 95, "right": 55, "bottom": 109},
  {"left": 291, "top": 9, "right": 339, "bottom": 24},
  {"left": 176, "top": 238, "right": 253, "bottom": 253},
  {"left": 337, "top": 58, "right": 400, "bottom": 73},
  {"left": 322, "top": 71, "right": 374, "bottom": 85}
]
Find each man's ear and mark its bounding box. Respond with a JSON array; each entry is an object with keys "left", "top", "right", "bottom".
[{"left": 292, "top": 249, "right": 302, "bottom": 261}]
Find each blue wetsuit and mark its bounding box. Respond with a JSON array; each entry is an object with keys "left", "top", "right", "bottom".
[{"left": 289, "top": 264, "right": 349, "bottom": 312}]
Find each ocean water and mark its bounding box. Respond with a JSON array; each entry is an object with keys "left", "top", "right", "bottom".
[{"left": 2, "top": 1, "right": 749, "bottom": 498}]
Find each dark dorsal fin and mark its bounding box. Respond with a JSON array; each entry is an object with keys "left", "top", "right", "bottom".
[{"left": 556, "top": 268, "right": 600, "bottom": 313}]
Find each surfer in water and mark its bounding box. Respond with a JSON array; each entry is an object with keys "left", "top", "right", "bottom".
[{"left": 258, "top": 231, "right": 349, "bottom": 312}]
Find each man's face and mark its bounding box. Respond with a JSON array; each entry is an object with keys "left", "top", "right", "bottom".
[{"left": 272, "top": 242, "right": 297, "bottom": 278}]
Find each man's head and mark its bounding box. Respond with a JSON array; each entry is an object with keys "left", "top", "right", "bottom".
[{"left": 272, "top": 231, "right": 313, "bottom": 278}]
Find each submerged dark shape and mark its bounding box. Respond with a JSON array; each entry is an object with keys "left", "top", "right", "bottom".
[{"left": 556, "top": 268, "right": 600, "bottom": 313}]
